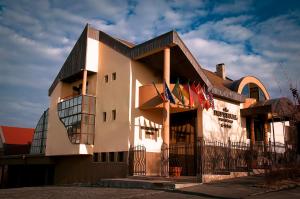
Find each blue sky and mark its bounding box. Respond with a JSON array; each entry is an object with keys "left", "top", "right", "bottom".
[{"left": 0, "top": 0, "right": 300, "bottom": 128}]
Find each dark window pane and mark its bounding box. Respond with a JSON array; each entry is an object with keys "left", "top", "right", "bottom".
[
  {"left": 117, "top": 152, "right": 124, "bottom": 162},
  {"left": 112, "top": 72, "right": 116, "bottom": 80},
  {"left": 101, "top": 152, "right": 107, "bottom": 162},
  {"left": 109, "top": 152, "right": 115, "bottom": 162},
  {"left": 112, "top": 110, "right": 116, "bottom": 120},
  {"left": 93, "top": 153, "right": 99, "bottom": 162},
  {"left": 103, "top": 112, "right": 107, "bottom": 122}
]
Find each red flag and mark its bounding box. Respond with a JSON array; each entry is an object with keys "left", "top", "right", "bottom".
[
  {"left": 202, "top": 87, "right": 211, "bottom": 110},
  {"left": 190, "top": 82, "right": 201, "bottom": 107}
]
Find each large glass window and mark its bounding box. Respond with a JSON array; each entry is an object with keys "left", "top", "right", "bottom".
[
  {"left": 241, "top": 83, "right": 266, "bottom": 101},
  {"left": 57, "top": 95, "right": 95, "bottom": 144},
  {"left": 30, "top": 109, "right": 49, "bottom": 154}
]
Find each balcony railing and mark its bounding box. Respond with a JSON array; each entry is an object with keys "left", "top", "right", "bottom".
[
  {"left": 139, "top": 84, "right": 190, "bottom": 110},
  {"left": 57, "top": 95, "right": 96, "bottom": 144}
]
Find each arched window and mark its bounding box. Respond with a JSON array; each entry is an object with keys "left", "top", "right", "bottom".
[{"left": 241, "top": 83, "right": 266, "bottom": 101}]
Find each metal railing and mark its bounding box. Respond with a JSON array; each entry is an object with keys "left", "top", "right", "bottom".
[{"left": 160, "top": 138, "right": 297, "bottom": 176}]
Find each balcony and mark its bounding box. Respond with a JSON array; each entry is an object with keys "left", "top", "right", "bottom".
[
  {"left": 57, "top": 95, "right": 96, "bottom": 144},
  {"left": 139, "top": 84, "right": 190, "bottom": 112}
]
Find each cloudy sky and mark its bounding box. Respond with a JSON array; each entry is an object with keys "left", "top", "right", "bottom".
[{"left": 0, "top": 0, "right": 300, "bottom": 128}]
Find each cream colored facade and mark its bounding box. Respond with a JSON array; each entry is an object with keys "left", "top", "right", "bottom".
[
  {"left": 201, "top": 98, "right": 247, "bottom": 143},
  {"left": 46, "top": 35, "right": 164, "bottom": 155},
  {"left": 41, "top": 25, "right": 293, "bottom": 163}
]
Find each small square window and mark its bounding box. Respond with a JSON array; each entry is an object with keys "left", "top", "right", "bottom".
[
  {"left": 103, "top": 112, "right": 107, "bottom": 122},
  {"left": 112, "top": 72, "right": 116, "bottom": 80},
  {"left": 109, "top": 152, "right": 115, "bottom": 162},
  {"left": 104, "top": 75, "right": 109, "bottom": 83},
  {"left": 112, "top": 110, "right": 116, "bottom": 121}
]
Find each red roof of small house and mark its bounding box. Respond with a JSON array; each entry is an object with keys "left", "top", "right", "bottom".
[{"left": 0, "top": 126, "right": 34, "bottom": 145}]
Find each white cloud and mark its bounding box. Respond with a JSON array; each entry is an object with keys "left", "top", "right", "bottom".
[
  {"left": 0, "top": 0, "right": 299, "bottom": 128},
  {"left": 183, "top": 15, "right": 253, "bottom": 42},
  {"left": 181, "top": 12, "right": 300, "bottom": 99},
  {"left": 212, "top": 0, "right": 253, "bottom": 14}
]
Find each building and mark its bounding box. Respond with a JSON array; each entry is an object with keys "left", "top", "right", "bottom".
[
  {"left": 0, "top": 126, "right": 35, "bottom": 187},
  {"left": 1, "top": 24, "right": 298, "bottom": 187},
  {"left": 0, "top": 126, "right": 34, "bottom": 156}
]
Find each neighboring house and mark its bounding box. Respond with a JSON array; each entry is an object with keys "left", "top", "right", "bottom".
[
  {"left": 0, "top": 126, "right": 34, "bottom": 155},
  {"left": 1, "top": 24, "right": 298, "bottom": 187}
]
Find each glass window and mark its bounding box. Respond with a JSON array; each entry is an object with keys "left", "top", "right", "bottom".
[
  {"left": 93, "top": 153, "right": 99, "bottom": 162},
  {"left": 62, "top": 101, "right": 66, "bottom": 109},
  {"left": 74, "top": 97, "right": 78, "bottom": 106},
  {"left": 250, "top": 86, "right": 259, "bottom": 101},
  {"left": 103, "top": 112, "right": 107, "bottom": 122},
  {"left": 30, "top": 109, "right": 48, "bottom": 154},
  {"left": 117, "top": 152, "right": 124, "bottom": 162},
  {"left": 109, "top": 152, "right": 115, "bottom": 162},
  {"left": 70, "top": 98, "right": 74, "bottom": 107},
  {"left": 258, "top": 88, "right": 266, "bottom": 101},
  {"left": 56, "top": 95, "right": 95, "bottom": 145},
  {"left": 112, "top": 110, "right": 116, "bottom": 121},
  {"left": 101, "top": 152, "right": 107, "bottom": 162},
  {"left": 112, "top": 72, "right": 116, "bottom": 80},
  {"left": 78, "top": 96, "right": 82, "bottom": 104},
  {"left": 104, "top": 75, "right": 109, "bottom": 83},
  {"left": 241, "top": 84, "right": 250, "bottom": 98}
]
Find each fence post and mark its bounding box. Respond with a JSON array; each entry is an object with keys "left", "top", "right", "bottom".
[
  {"left": 228, "top": 137, "right": 231, "bottom": 171},
  {"left": 200, "top": 138, "right": 205, "bottom": 176}
]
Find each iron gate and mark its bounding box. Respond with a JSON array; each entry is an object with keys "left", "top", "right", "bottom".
[
  {"left": 161, "top": 141, "right": 202, "bottom": 176},
  {"left": 129, "top": 145, "right": 146, "bottom": 176}
]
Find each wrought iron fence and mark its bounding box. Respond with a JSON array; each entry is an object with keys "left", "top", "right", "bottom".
[
  {"left": 160, "top": 139, "right": 297, "bottom": 176},
  {"left": 202, "top": 140, "right": 297, "bottom": 174}
]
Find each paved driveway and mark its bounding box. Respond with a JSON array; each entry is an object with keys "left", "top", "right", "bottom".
[{"left": 0, "top": 175, "right": 299, "bottom": 199}]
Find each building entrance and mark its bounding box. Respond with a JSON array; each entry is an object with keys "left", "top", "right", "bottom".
[{"left": 168, "top": 110, "right": 200, "bottom": 176}]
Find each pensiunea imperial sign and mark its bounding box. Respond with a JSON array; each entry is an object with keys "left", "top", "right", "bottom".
[{"left": 214, "top": 107, "right": 238, "bottom": 128}]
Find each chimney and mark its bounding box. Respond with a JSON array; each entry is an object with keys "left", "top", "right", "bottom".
[{"left": 216, "top": 63, "right": 226, "bottom": 80}]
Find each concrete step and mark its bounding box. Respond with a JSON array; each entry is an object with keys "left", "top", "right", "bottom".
[{"left": 96, "top": 178, "right": 200, "bottom": 190}]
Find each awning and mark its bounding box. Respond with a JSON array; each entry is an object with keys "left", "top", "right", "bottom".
[{"left": 241, "top": 97, "right": 296, "bottom": 120}]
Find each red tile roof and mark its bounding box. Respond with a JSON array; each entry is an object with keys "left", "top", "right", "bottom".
[{"left": 0, "top": 126, "right": 34, "bottom": 145}]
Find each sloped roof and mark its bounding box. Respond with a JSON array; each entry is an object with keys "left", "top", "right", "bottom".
[
  {"left": 202, "top": 69, "right": 233, "bottom": 92},
  {"left": 48, "top": 24, "right": 245, "bottom": 103},
  {"left": 0, "top": 126, "right": 34, "bottom": 145},
  {"left": 241, "top": 97, "right": 297, "bottom": 118},
  {"left": 202, "top": 69, "right": 246, "bottom": 102}
]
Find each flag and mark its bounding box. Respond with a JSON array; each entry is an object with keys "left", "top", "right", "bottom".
[
  {"left": 207, "top": 91, "right": 215, "bottom": 110},
  {"left": 152, "top": 81, "right": 166, "bottom": 102},
  {"left": 190, "top": 82, "right": 201, "bottom": 107},
  {"left": 201, "top": 87, "right": 210, "bottom": 110},
  {"left": 182, "top": 84, "right": 190, "bottom": 104},
  {"left": 172, "top": 79, "right": 185, "bottom": 105},
  {"left": 198, "top": 84, "right": 207, "bottom": 107},
  {"left": 183, "top": 82, "right": 194, "bottom": 107},
  {"left": 164, "top": 81, "right": 176, "bottom": 104}
]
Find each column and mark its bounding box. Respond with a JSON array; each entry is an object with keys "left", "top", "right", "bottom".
[
  {"left": 163, "top": 47, "right": 170, "bottom": 146},
  {"left": 162, "top": 47, "right": 170, "bottom": 177},
  {"left": 264, "top": 122, "right": 268, "bottom": 151},
  {"left": 250, "top": 118, "right": 255, "bottom": 147},
  {"left": 82, "top": 69, "right": 87, "bottom": 95}
]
